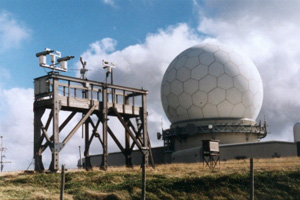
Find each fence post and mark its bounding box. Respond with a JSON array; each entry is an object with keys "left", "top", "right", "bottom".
[
  {"left": 250, "top": 158, "right": 254, "bottom": 200},
  {"left": 142, "top": 147, "right": 149, "bottom": 200},
  {"left": 60, "top": 164, "right": 65, "bottom": 200}
]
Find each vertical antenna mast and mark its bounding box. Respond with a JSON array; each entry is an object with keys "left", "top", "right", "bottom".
[
  {"left": 0, "top": 136, "right": 11, "bottom": 172},
  {"left": 80, "top": 57, "right": 88, "bottom": 79}
]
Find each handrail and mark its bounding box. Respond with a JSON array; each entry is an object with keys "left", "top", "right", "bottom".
[{"left": 35, "top": 73, "right": 148, "bottom": 94}]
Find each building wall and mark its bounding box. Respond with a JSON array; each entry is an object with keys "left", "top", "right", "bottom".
[
  {"left": 220, "top": 141, "right": 297, "bottom": 160},
  {"left": 171, "top": 141, "right": 297, "bottom": 163},
  {"left": 82, "top": 141, "right": 298, "bottom": 167},
  {"left": 86, "top": 147, "right": 165, "bottom": 167}
]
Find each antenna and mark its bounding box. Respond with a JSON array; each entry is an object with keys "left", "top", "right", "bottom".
[
  {"left": 0, "top": 136, "right": 11, "bottom": 172},
  {"left": 70, "top": 57, "right": 91, "bottom": 79},
  {"left": 36, "top": 48, "right": 74, "bottom": 73},
  {"left": 79, "top": 57, "right": 90, "bottom": 79},
  {"left": 102, "top": 60, "right": 116, "bottom": 84},
  {"left": 157, "top": 118, "right": 164, "bottom": 140}
]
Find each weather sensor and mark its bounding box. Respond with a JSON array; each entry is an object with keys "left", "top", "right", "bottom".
[
  {"left": 102, "top": 60, "right": 116, "bottom": 84},
  {"left": 79, "top": 57, "right": 90, "bottom": 79},
  {"left": 102, "top": 60, "right": 116, "bottom": 74},
  {"left": 36, "top": 48, "right": 74, "bottom": 73}
]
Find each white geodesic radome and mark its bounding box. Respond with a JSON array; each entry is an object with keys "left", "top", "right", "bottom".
[{"left": 161, "top": 43, "right": 263, "bottom": 123}]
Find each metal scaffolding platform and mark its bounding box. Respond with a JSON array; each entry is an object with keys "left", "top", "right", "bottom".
[{"left": 34, "top": 73, "right": 154, "bottom": 172}]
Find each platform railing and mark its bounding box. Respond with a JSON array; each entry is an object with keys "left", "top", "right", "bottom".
[{"left": 34, "top": 74, "right": 147, "bottom": 109}]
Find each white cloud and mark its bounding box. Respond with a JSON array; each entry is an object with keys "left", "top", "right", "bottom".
[
  {"left": 0, "top": 88, "right": 33, "bottom": 171},
  {"left": 0, "top": 10, "right": 30, "bottom": 51}
]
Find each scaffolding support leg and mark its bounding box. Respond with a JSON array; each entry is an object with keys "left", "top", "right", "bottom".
[
  {"left": 125, "top": 117, "right": 133, "bottom": 168},
  {"left": 50, "top": 78, "right": 60, "bottom": 172},
  {"left": 34, "top": 107, "right": 45, "bottom": 172},
  {"left": 101, "top": 88, "right": 108, "bottom": 170}
]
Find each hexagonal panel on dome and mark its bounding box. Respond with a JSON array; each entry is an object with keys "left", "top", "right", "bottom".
[
  {"left": 217, "top": 100, "right": 234, "bottom": 117},
  {"left": 209, "top": 61, "right": 224, "bottom": 77},
  {"left": 242, "top": 91, "right": 254, "bottom": 107},
  {"left": 199, "top": 52, "right": 215, "bottom": 66},
  {"left": 166, "top": 68, "right": 177, "bottom": 83},
  {"left": 184, "top": 79, "right": 198, "bottom": 94},
  {"left": 202, "top": 103, "right": 219, "bottom": 118},
  {"left": 178, "top": 92, "right": 193, "bottom": 109},
  {"left": 185, "top": 56, "right": 199, "bottom": 69},
  {"left": 230, "top": 103, "right": 246, "bottom": 118},
  {"left": 238, "top": 64, "right": 253, "bottom": 80},
  {"left": 176, "top": 106, "right": 189, "bottom": 121},
  {"left": 175, "top": 55, "right": 188, "bottom": 69},
  {"left": 191, "top": 65, "right": 208, "bottom": 80},
  {"left": 177, "top": 67, "right": 191, "bottom": 82},
  {"left": 224, "top": 62, "right": 240, "bottom": 77},
  {"left": 167, "top": 106, "right": 177, "bottom": 121},
  {"left": 167, "top": 93, "right": 179, "bottom": 108},
  {"left": 233, "top": 75, "right": 249, "bottom": 92},
  {"left": 226, "top": 88, "right": 242, "bottom": 105},
  {"left": 214, "top": 51, "right": 230, "bottom": 63},
  {"left": 162, "top": 82, "right": 171, "bottom": 95},
  {"left": 199, "top": 75, "right": 217, "bottom": 92},
  {"left": 161, "top": 96, "right": 168, "bottom": 109},
  {"left": 249, "top": 79, "right": 259, "bottom": 94},
  {"left": 188, "top": 105, "right": 203, "bottom": 119},
  {"left": 171, "top": 80, "right": 183, "bottom": 95},
  {"left": 244, "top": 105, "right": 255, "bottom": 118},
  {"left": 218, "top": 74, "right": 234, "bottom": 89},
  {"left": 192, "top": 90, "right": 208, "bottom": 108},
  {"left": 253, "top": 92, "right": 263, "bottom": 109},
  {"left": 208, "top": 88, "right": 226, "bottom": 105}
]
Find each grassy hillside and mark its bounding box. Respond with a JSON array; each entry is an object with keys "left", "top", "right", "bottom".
[{"left": 0, "top": 157, "right": 299, "bottom": 200}]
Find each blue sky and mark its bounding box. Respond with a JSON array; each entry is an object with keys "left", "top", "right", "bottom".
[
  {"left": 1, "top": 0, "right": 199, "bottom": 89},
  {"left": 1, "top": 0, "right": 300, "bottom": 171}
]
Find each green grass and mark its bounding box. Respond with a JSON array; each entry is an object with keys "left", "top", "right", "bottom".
[{"left": 0, "top": 158, "right": 300, "bottom": 199}]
